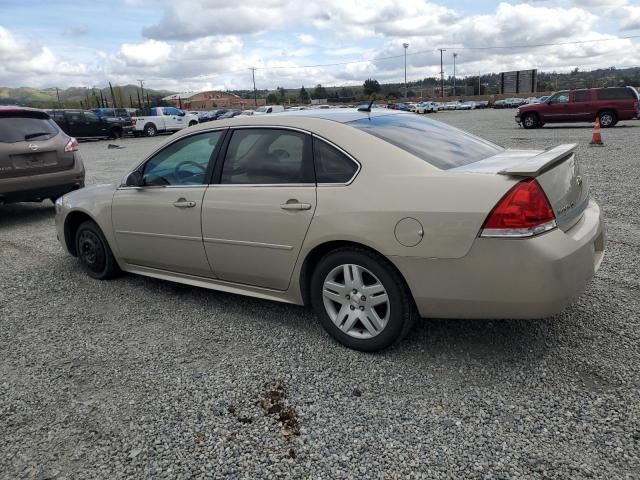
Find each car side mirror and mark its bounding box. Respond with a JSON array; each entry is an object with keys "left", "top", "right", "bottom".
[
  {"left": 179, "top": 111, "right": 186, "bottom": 117},
  {"left": 126, "top": 170, "right": 144, "bottom": 187}
]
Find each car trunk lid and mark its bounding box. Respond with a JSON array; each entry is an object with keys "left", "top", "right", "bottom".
[{"left": 454, "top": 144, "right": 589, "bottom": 232}]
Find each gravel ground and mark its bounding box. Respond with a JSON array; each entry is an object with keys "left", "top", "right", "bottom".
[{"left": 1, "top": 111, "right": 639, "bottom": 479}]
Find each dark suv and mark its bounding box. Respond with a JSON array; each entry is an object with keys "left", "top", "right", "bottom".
[
  {"left": 516, "top": 86, "right": 640, "bottom": 129},
  {"left": 0, "top": 107, "right": 85, "bottom": 204},
  {"left": 47, "top": 109, "right": 132, "bottom": 139},
  {"left": 92, "top": 108, "right": 135, "bottom": 137}
]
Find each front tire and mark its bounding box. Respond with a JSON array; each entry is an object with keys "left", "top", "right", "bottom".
[
  {"left": 110, "top": 127, "right": 122, "bottom": 139},
  {"left": 189, "top": 121, "right": 197, "bottom": 127},
  {"left": 75, "top": 220, "right": 120, "bottom": 280},
  {"left": 522, "top": 113, "right": 540, "bottom": 129},
  {"left": 310, "top": 247, "right": 415, "bottom": 352}
]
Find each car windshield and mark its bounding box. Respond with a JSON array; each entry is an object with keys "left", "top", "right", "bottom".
[
  {"left": 255, "top": 107, "right": 268, "bottom": 113},
  {"left": 348, "top": 114, "right": 503, "bottom": 170},
  {"left": 0, "top": 113, "right": 59, "bottom": 143}
]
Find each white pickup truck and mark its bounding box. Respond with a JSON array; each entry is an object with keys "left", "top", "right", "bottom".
[{"left": 132, "top": 107, "right": 198, "bottom": 137}]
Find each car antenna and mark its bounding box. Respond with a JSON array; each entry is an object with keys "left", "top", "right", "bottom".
[{"left": 358, "top": 96, "right": 375, "bottom": 112}]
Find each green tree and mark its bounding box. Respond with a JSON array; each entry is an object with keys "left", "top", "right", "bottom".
[
  {"left": 299, "top": 86, "right": 310, "bottom": 103},
  {"left": 363, "top": 78, "right": 381, "bottom": 95},
  {"left": 313, "top": 84, "right": 328, "bottom": 99},
  {"left": 266, "top": 93, "right": 279, "bottom": 104},
  {"left": 277, "top": 86, "right": 286, "bottom": 104}
]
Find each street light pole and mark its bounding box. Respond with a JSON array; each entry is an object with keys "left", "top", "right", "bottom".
[
  {"left": 438, "top": 48, "right": 446, "bottom": 98},
  {"left": 403, "top": 43, "right": 409, "bottom": 99},
  {"left": 453, "top": 53, "right": 458, "bottom": 97},
  {"left": 249, "top": 68, "right": 257, "bottom": 107}
]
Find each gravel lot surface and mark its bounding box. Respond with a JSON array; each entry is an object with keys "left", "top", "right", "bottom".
[{"left": 1, "top": 110, "right": 639, "bottom": 479}]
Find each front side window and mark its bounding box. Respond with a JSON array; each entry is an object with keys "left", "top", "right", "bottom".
[
  {"left": 142, "top": 131, "right": 223, "bottom": 186},
  {"left": 349, "top": 114, "right": 503, "bottom": 170},
  {"left": 83, "top": 112, "right": 100, "bottom": 123},
  {"left": 64, "top": 111, "right": 83, "bottom": 122},
  {"left": 221, "top": 129, "right": 313, "bottom": 184},
  {"left": 550, "top": 92, "right": 570, "bottom": 104},
  {"left": 313, "top": 138, "right": 358, "bottom": 183}
]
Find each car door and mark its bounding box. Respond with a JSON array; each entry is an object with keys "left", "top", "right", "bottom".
[
  {"left": 165, "top": 107, "right": 184, "bottom": 130},
  {"left": 571, "top": 90, "right": 593, "bottom": 121},
  {"left": 82, "top": 111, "right": 108, "bottom": 137},
  {"left": 201, "top": 127, "right": 316, "bottom": 290},
  {"left": 542, "top": 92, "right": 571, "bottom": 122},
  {"left": 111, "top": 129, "right": 226, "bottom": 277},
  {"left": 62, "top": 111, "right": 85, "bottom": 137}
]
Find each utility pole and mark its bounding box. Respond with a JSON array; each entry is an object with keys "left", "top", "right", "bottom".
[
  {"left": 137, "top": 79, "right": 145, "bottom": 107},
  {"left": 452, "top": 53, "right": 458, "bottom": 97},
  {"left": 403, "top": 43, "right": 409, "bottom": 99},
  {"left": 438, "top": 48, "right": 446, "bottom": 99},
  {"left": 249, "top": 68, "right": 258, "bottom": 107},
  {"left": 55, "top": 87, "right": 61, "bottom": 108}
]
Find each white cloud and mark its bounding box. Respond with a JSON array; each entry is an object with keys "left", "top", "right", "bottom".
[{"left": 298, "top": 33, "right": 316, "bottom": 45}]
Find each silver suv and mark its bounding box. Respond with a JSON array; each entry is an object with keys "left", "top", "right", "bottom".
[{"left": 0, "top": 106, "right": 85, "bottom": 204}]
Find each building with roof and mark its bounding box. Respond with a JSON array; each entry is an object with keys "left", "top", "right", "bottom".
[{"left": 162, "top": 91, "right": 264, "bottom": 110}]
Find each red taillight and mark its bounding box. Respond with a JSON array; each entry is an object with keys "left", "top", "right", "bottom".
[
  {"left": 131, "top": 118, "right": 137, "bottom": 125},
  {"left": 480, "top": 178, "right": 556, "bottom": 238},
  {"left": 64, "top": 137, "right": 78, "bottom": 153}
]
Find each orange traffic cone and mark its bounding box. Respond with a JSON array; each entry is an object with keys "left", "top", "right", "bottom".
[{"left": 590, "top": 117, "right": 604, "bottom": 146}]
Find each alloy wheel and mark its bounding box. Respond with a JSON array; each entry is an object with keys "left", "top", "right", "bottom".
[
  {"left": 322, "top": 264, "right": 390, "bottom": 339},
  {"left": 600, "top": 113, "right": 613, "bottom": 127}
]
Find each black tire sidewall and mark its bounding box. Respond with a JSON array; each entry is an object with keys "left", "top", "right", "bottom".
[
  {"left": 310, "top": 249, "right": 408, "bottom": 352},
  {"left": 75, "top": 221, "right": 118, "bottom": 280},
  {"left": 145, "top": 124, "right": 157, "bottom": 136}
]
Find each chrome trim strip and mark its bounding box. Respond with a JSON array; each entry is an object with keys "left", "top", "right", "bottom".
[
  {"left": 203, "top": 237, "right": 293, "bottom": 250},
  {"left": 209, "top": 183, "right": 315, "bottom": 188},
  {"left": 115, "top": 230, "right": 203, "bottom": 242},
  {"left": 117, "top": 184, "right": 208, "bottom": 190}
]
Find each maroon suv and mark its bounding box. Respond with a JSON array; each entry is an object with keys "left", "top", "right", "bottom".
[{"left": 515, "top": 86, "right": 640, "bottom": 129}]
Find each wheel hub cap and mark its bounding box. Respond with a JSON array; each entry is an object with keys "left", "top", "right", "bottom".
[{"left": 322, "top": 264, "right": 390, "bottom": 339}]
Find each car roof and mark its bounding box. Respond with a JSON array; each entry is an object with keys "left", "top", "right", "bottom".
[
  {"left": 254, "top": 107, "right": 404, "bottom": 123},
  {"left": 0, "top": 105, "right": 46, "bottom": 114}
]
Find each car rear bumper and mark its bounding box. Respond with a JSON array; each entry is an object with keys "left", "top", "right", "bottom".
[
  {"left": 0, "top": 154, "right": 85, "bottom": 202},
  {"left": 390, "top": 199, "right": 606, "bottom": 319}
]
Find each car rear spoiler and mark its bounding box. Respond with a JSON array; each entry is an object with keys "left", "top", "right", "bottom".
[{"left": 498, "top": 144, "right": 577, "bottom": 177}]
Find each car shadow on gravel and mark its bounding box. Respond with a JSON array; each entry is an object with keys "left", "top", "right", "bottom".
[{"left": 0, "top": 202, "right": 55, "bottom": 228}]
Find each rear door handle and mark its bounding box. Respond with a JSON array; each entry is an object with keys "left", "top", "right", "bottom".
[
  {"left": 280, "top": 202, "right": 312, "bottom": 211},
  {"left": 173, "top": 199, "right": 196, "bottom": 208}
]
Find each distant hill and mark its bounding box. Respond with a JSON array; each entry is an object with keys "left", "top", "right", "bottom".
[{"left": 0, "top": 84, "right": 175, "bottom": 108}]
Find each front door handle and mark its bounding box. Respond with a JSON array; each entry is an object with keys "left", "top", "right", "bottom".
[
  {"left": 173, "top": 198, "right": 196, "bottom": 208},
  {"left": 280, "top": 201, "right": 312, "bottom": 211}
]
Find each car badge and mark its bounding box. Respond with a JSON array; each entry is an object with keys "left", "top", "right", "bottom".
[{"left": 29, "top": 144, "right": 39, "bottom": 151}]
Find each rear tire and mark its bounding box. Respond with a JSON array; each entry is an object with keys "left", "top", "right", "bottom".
[
  {"left": 144, "top": 123, "right": 157, "bottom": 137},
  {"left": 310, "top": 247, "right": 416, "bottom": 352},
  {"left": 75, "top": 220, "right": 120, "bottom": 280},
  {"left": 598, "top": 111, "right": 616, "bottom": 128},
  {"left": 110, "top": 128, "right": 122, "bottom": 139},
  {"left": 188, "top": 121, "right": 198, "bottom": 127}
]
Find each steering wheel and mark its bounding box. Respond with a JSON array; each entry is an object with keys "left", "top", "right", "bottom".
[{"left": 175, "top": 160, "right": 206, "bottom": 179}]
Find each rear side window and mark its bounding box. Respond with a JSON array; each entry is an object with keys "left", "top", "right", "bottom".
[
  {"left": 313, "top": 138, "right": 358, "bottom": 183},
  {"left": 573, "top": 91, "right": 591, "bottom": 102},
  {"left": 221, "top": 129, "right": 313, "bottom": 184},
  {"left": 596, "top": 88, "right": 635, "bottom": 100},
  {"left": 0, "top": 113, "right": 59, "bottom": 143},
  {"left": 349, "top": 114, "right": 503, "bottom": 170}
]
